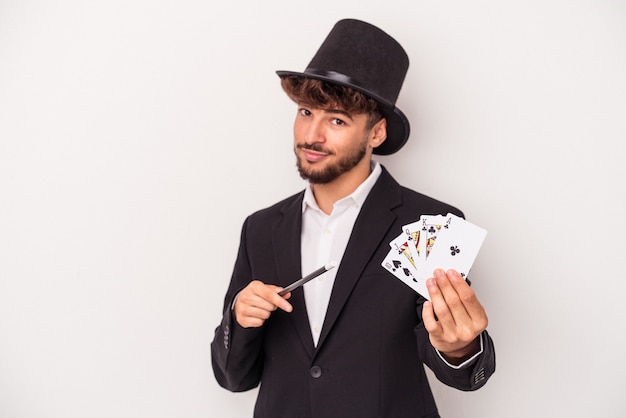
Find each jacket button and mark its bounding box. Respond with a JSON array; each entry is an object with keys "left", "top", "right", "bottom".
[{"left": 310, "top": 366, "right": 322, "bottom": 378}]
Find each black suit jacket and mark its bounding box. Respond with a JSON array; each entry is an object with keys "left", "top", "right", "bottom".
[{"left": 211, "top": 166, "right": 495, "bottom": 418}]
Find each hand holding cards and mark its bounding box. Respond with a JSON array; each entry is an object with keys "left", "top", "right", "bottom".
[{"left": 381, "top": 213, "right": 487, "bottom": 300}]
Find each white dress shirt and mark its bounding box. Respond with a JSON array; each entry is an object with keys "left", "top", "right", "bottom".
[{"left": 300, "top": 161, "right": 382, "bottom": 346}]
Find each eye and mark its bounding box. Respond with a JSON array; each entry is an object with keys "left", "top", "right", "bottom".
[
  {"left": 298, "top": 108, "right": 311, "bottom": 116},
  {"left": 331, "top": 117, "right": 346, "bottom": 126}
]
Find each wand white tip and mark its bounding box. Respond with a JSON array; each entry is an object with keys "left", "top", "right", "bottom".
[{"left": 325, "top": 261, "right": 337, "bottom": 270}]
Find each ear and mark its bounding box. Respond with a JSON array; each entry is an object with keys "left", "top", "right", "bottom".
[{"left": 369, "top": 118, "right": 387, "bottom": 149}]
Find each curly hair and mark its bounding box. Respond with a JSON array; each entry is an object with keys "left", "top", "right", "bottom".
[{"left": 280, "top": 75, "right": 383, "bottom": 129}]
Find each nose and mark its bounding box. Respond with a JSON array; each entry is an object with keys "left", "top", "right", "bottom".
[{"left": 301, "top": 118, "right": 325, "bottom": 146}]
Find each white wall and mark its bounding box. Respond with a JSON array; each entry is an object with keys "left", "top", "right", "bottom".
[{"left": 1, "top": 1, "right": 625, "bottom": 417}]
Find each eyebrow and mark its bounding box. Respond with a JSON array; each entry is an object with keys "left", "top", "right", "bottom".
[{"left": 324, "top": 108, "right": 354, "bottom": 121}]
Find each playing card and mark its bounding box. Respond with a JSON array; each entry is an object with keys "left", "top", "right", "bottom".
[
  {"left": 421, "top": 213, "right": 487, "bottom": 281},
  {"left": 381, "top": 249, "right": 429, "bottom": 298},
  {"left": 418, "top": 214, "right": 452, "bottom": 262},
  {"left": 400, "top": 220, "right": 423, "bottom": 267},
  {"left": 389, "top": 233, "right": 418, "bottom": 273},
  {"left": 383, "top": 213, "right": 487, "bottom": 300}
]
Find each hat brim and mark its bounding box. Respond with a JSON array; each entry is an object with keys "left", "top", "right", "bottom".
[{"left": 276, "top": 70, "right": 410, "bottom": 155}]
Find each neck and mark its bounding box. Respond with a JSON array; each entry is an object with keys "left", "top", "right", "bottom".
[{"left": 310, "top": 158, "right": 372, "bottom": 215}]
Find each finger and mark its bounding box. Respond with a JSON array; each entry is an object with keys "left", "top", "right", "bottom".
[
  {"left": 434, "top": 269, "right": 471, "bottom": 322},
  {"left": 421, "top": 300, "right": 442, "bottom": 335},
  {"left": 426, "top": 272, "right": 455, "bottom": 327},
  {"left": 235, "top": 295, "right": 292, "bottom": 329},
  {"left": 446, "top": 269, "right": 486, "bottom": 321},
  {"left": 247, "top": 281, "right": 293, "bottom": 313},
  {"left": 235, "top": 283, "right": 288, "bottom": 321},
  {"left": 441, "top": 270, "right": 488, "bottom": 336},
  {"left": 237, "top": 288, "right": 276, "bottom": 313},
  {"left": 234, "top": 299, "right": 272, "bottom": 328},
  {"left": 239, "top": 304, "right": 272, "bottom": 322},
  {"left": 265, "top": 286, "right": 293, "bottom": 312}
]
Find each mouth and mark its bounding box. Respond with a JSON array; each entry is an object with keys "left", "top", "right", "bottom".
[{"left": 297, "top": 145, "right": 331, "bottom": 163}]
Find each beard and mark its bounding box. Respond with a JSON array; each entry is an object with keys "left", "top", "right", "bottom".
[{"left": 295, "top": 139, "right": 368, "bottom": 184}]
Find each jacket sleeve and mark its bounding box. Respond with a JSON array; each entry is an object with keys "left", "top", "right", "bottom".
[
  {"left": 415, "top": 300, "right": 496, "bottom": 391},
  {"left": 210, "top": 217, "right": 266, "bottom": 392}
]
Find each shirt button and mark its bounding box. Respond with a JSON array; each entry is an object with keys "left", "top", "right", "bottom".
[{"left": 310, "top": 366, "right": 322, "bottom": 378}]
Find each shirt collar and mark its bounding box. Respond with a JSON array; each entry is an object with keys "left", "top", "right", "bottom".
[{"left": 302, "top": 161, "right": 382, "bottom": 214}]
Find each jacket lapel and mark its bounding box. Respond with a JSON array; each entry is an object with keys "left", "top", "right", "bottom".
[
  {"left": 315, "top": 168, "right": 402, "bottom": 351},
  {"left": 272, "top": 192, "right": 316, "bottom": 357}
]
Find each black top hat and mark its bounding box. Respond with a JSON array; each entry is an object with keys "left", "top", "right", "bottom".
[{"left": 276, "top": 19, "right": 410, "bottom": 155}]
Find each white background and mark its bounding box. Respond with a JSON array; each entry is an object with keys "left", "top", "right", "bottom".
[{"left": 1, "top": 1, "right": 625, "bottom": 417}]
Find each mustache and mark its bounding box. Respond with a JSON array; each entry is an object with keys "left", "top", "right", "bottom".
[{"left": 296, "top": 143, "right": 334, "bottom": 154}]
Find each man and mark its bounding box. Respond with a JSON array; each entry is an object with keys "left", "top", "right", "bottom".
[{"left": 211, "top": 19, "right": 495, "bottom": 417}]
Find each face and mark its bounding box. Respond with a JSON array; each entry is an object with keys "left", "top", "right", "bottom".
[{"left": 293, "top": 106, "right": 385, "bottom": 184}]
